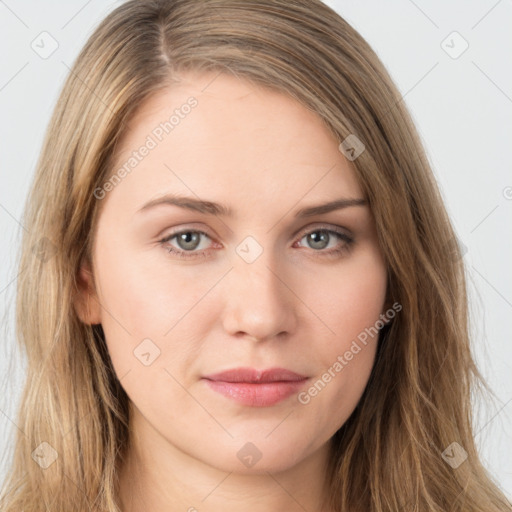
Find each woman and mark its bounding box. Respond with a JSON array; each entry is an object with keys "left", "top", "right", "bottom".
[{"left": 1, "top": 0, "right": 510, "bottom": 511}]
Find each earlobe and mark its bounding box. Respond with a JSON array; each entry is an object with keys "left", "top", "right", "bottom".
[{"left": 74, "top": 260, "right": 102, "bottom": 325}]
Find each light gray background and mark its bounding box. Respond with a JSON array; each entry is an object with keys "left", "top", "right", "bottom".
[{"left": 1, "top": 0, "right": 511, "bottom": 500}]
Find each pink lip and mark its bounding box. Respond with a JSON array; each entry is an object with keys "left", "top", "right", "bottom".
[{"left": 202, "top": 367, "right": 308, "bottom": 407}]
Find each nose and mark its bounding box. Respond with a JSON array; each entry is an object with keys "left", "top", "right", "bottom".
[{"left": 221, "top": 248, "right": 298, "bottom": 343}]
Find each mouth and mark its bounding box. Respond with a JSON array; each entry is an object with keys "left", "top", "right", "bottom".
[{"left": 202, "top": 367, "right": 309, "bottom": 407}]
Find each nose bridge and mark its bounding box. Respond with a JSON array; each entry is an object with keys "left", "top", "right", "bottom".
[{"left": 221, "top": 237, "right": 297, "bottom": 341}]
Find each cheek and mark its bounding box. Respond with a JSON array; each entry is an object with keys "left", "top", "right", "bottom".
[
  {"left": 305, "top": 247, "right": 387, "bottom": 346},
  {"left": 96, "top": 248, "right": 178, "bottom": 327},
  {"left": 92, "top": 238, "right": 217, "bottom": 375},
  {"left": 294, "top": 247, "right": 386, "bottom": 421}
]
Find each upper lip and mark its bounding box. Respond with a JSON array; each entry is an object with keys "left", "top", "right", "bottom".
[{"left": 203, "top": 367, "right": 307, "bottom": 383}]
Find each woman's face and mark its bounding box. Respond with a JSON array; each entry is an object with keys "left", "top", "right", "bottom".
[{"left": 79, "top": 70, "right": 388, "bottom": 474}]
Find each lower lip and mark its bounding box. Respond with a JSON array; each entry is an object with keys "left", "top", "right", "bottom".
[{"left": 203, "top": 379, "right": 307, "bottom": 407}]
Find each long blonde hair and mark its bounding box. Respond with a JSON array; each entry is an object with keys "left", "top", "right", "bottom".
[{"left": 1, "top": 1, "right": 510, "bottom": 510}]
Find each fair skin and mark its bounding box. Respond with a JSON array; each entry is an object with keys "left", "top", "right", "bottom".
[{"left": 76, "top": 70, "right": 388, "bottom": 512}]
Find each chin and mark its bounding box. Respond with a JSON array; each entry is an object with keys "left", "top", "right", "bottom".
[{"left": 199, "top": 437, "right": 316, "bottom": 475}]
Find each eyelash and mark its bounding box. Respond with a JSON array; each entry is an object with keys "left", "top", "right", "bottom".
[{"left": 158, "top": 225, "right": 354, "bottom": 260}]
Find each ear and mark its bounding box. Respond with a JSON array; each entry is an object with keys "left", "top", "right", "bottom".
[{"left": 74, "top": 258, "right": 102, "bottom": 325}]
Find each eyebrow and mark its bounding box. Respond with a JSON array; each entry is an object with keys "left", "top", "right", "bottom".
[{"left": 137, "top": 194, "right": 367, "bottom": 218}]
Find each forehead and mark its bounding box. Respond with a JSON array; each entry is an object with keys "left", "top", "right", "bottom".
[
  {"left": 105, "top": 71, "right": 363, "bottom": 216},
  {"left": 116, "top": 70, "right": 336, "bottom": 157}
]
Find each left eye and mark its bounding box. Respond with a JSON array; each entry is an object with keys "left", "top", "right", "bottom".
[{"left": 297, "top": 229, "right": 349, "bottom": 251}]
